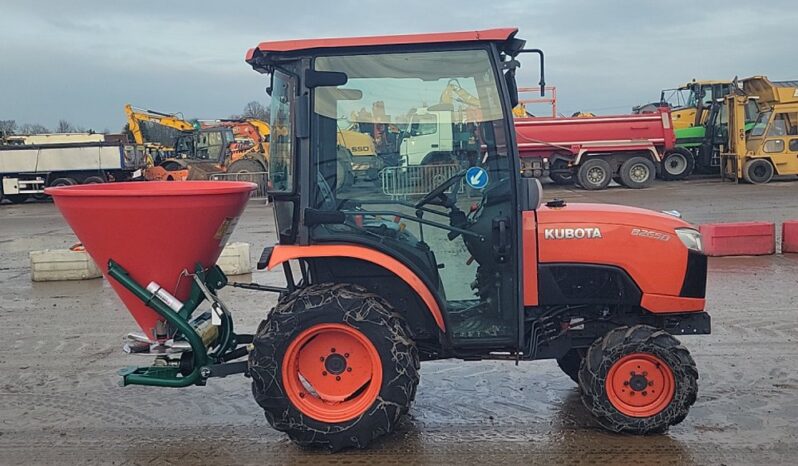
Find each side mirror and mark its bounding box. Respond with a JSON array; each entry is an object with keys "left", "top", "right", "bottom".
[
  {"left": 520, "top": 177, "right": 543, "bottom": 212},
  {"left": 505, "top": 69, "right": 519, "bottom": 109}
]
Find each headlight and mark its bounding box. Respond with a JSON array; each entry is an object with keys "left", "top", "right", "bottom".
[{"left": 675, "top": 228, "right": 703, "bottom": 253}]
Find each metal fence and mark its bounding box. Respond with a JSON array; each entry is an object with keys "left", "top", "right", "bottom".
[
  {"left": 379, "top": 164, "right": 465, "bottom": 199},
  {"left": 209, "top": 171, "right": 270, "bottom": 201}
]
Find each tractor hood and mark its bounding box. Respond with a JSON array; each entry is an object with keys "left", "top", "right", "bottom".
[{"left": 537, "top": 202, "right": 692, "bottom": 232}]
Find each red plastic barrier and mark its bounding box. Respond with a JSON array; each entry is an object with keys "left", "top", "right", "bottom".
[
  {"left": 46, "top": 181, "right": 255, "bottom": 339},
  {"left": 699, "top": 222, "right": 775, "bottom": 257},
  {"left": 783, "top": 221, "right": 798, "bottom": 254}
]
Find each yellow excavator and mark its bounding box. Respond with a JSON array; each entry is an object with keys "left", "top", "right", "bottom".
[
  {"left": 721, "top": 76, "right": 798, "bottom": 184},
  {"left": 125, "top": 104, "right": 268, "bottom": 182}
]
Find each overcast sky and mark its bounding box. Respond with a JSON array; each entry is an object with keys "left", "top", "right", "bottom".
[{"left": 1, "top": 0, "right": 795, "bottom": 131}]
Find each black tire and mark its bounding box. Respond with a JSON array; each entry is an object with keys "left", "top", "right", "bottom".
[
  {"left": 49, "top": 177, "right": 77, "bottom": 187},
  {"left": 618, "top": 156, "right": 656, "bottom": 189},
  {"left": 82, "top": 176, "right": 105, "bottom": 184},
  {"left": 743, "top": 158, "right": 775, "bottom": 184},
  {"left": 5, "top": 194, "right": 29, "bottom": 204},
  {"left": 549, "top": 159, "right": 574, "bottom": 185},
  {"left": 556, "top": 348, "right": 586, "bottom": 383},
  {"left": 578, "top": 325, "right": 698, "bottom": 434},
  {"left": 660, "top": 148, "right": 695, "bottom": 181},
  {"left": 228, "top": 158, "right": 266, "bottom": 174},
  {"left": 249, "top": 283, "right": 420, "bottom": 451},
  {"left": 576, "top": 158, "right": 612, "bottom": 190}
]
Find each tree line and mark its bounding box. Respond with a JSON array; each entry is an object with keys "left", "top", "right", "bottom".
[{"left": 1, "top": 101, "right": 269, "bottom": 139}]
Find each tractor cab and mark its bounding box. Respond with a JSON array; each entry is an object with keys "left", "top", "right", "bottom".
[{"left": 247, "top": 29, "right": 543, "bottom": 351}]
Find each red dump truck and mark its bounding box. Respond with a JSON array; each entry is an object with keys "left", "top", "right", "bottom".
[{"left": 516, "top": 108, "right": 676, "bottom": 189}]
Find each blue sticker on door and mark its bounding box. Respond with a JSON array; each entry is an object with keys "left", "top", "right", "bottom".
[{"left": 465, "top": 166, "right": 489, "bottom": 189}]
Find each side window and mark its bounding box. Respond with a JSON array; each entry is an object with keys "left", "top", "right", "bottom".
[
  {"left": 764, "top": 139, "right": 784, "bottom": 153},
  {"left": 410, "top": 113, "right": 438, "bottom": 136},
  {"left": 269, "top": 71, "right": 295, "bottom": 193},
  {"left": 768, "top": 114, "right": 788, "bottom": 136},
  {"left": 790, "top": 139, "right": 798, "bottom": 152}
]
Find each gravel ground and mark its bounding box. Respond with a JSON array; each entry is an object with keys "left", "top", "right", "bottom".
[{"left": 1, "top": 178, "right": 797, "bottom": 465}]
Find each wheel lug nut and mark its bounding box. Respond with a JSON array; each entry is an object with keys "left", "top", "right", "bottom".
[
  {"left": 331, "top": 348, "right": 336, "bottom": 353},
  {"left": 642, "top": 391, "right": 648, "bottom": 396},
  {"left": 336, "top": 376, "right": 341, "bottom": 381},
  {"left": 299, "top": 392, "right": 305, "bottom": 398},
  {"left": 648, "top": 381, "right": 654, "bottom": 386},
  {"left": 642, "top": 371, "right": 648, "bottom": 376},
  {"left": 347, "top": 367, "right": 352, "bottom": 372},
  {"left": 344, "top": 353, "right": 349, "bottom": 358},
  {"left": 623, "top": 381, "right": 629, "bottom": 386},
  {"left": 320, "top": 356, "right": 325, "bottom": 362},
  {"left": 322, "top": 371, "right": 327, "bottom": 376}
]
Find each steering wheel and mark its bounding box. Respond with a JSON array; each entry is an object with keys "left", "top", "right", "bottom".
[{"left": 414, "top": 169, "right": 466, "bottom": 209}]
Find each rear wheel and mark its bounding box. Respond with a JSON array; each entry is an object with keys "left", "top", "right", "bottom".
[
  {"left": 576, "top": 158, "right": 612, "bottom": 190},
  {"left": 556, "top": 348, "right": 585, "bottom": 383},
  {"left": 5, "top": 194, "right": 29, "bottom": 204},
  {"left": 660, "top": 148, "right": 695, "bottom": 180},
  {"left": 249, "top": 283, "right": 419, "bottom": 451},
  {"left": 578, "top": 325, "right": 698, "bottom": 434},
  {"left": 743, "top": 158, "right": 775, "bottom": 184},
  {"left": 82, "top": 176, "right": 105, "bottom": 184},
  {"left": 618, "top": 156, "right": 656, "bottom": 189},
  {"left": 49, "top": 177, "right": 77, "bottom": 188}
]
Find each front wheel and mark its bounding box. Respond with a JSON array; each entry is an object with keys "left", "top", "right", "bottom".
[
  {"left": 660, "top": 148, "right": 695, "bottom": 181},
  {"left": 249, "top": 284, "right": 419, "bottom": 451},
  {"left": 743, "top": 158, "right": 775, "bottom": 184},
  {"left": 578, "top": 325, "right": 698, "bottom": 434}
]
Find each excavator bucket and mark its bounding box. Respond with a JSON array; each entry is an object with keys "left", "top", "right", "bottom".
[{"left": 45, "top": 181, "right": 256, "bottom": 340}]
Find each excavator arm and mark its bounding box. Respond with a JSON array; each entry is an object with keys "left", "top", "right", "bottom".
[{"left": 124, "top": 104, "right": 196, "bottom": 145}]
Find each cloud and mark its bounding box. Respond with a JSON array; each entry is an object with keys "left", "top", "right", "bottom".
[{"left": 0, "top": 0, "right": 795, "bottom": 130}]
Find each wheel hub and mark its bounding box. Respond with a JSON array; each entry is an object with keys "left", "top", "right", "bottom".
[
  {"left": 324, "top": 353, "right": 347, "bottom": 375},
  {"left": 665, "top": 155, "right": 686, "bottom": 174},
  {"left": 605, "top": 353, "right": 675, "bottom": 417},
  {"left": 587, "top": 167, "right": 605, "bottom": 183},
  {"left": 630, "top": 163, "right": 650, "bottom": 182}
]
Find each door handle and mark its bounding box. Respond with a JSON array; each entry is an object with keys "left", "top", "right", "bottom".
[{"left": 493, "top": 217, "right": 509, "bottom": 263}]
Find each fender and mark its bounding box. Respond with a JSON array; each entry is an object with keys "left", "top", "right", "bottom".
[{"left": 266, "top": 244, "right": 446, "bottom": 331}]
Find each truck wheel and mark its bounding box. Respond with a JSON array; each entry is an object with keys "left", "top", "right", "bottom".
[
  {"left": 618, "top": 157, "right": 656, "bottom": 189},
  {"left": 49, "top": 177, "right": 77, "bottom": 187},
  {"left": 660, "top": 148, "right": 695, "bottom": 181},
  {"left": 576, "top": 159, "right": 612, "bottom": 190},
  {"left": 578, "top": 325, "right": 698, "bottom": 434},
  {"left": 5, "top": 194, "right": 29, "bottom": 204},
  {"left": 549, "top": 159, "right": 574, "bottom": 185},
  {"left": 556, "top": 348, "right": 585, "bottom": 383},
  {"left": 82, "top": 176, "right": 105, "bottom": 184},
  {"left": 249, "top": 283, "right": 419, "bottom": 451},
  {"left": 743, "top": 159, "right": 774, "bottom": 184}
]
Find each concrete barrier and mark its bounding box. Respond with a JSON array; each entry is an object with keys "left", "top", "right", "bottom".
[
  {"left": 217, "top": 242, "right": 252, "bottom": 275},
  {"left": 30, "top": 248, "right": 102, "bottom": 281},
  {"left": 783, "top": 221, "right": 798, "bottom": 254},
  {"left": 699, "top": 222, "right": 775, "bottom": 257}
]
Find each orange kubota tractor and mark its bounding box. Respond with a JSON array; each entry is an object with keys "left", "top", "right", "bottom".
[{"left": 50, "top": 28, "right": 710, "bottom": 452}]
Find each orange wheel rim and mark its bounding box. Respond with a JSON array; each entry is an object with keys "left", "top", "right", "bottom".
[
  {"left": 605, "top": 353, "right": 675, "bottom": 417},
  {"left": 282, "top": 323, "right": 382, "bottom": 423}
]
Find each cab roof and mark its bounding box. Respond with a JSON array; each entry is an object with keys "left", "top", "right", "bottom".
[{"left": 246, "top": 28, "right": 520, "bottom": 67}]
